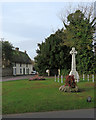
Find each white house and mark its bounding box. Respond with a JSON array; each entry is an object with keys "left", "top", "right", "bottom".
[{"left": 12, "top": 48, "right": 33, "bottom": 76}]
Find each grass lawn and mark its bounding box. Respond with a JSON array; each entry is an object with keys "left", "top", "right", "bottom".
[{"left": 2, "top": 77, "right": 95, "bottom": 114}]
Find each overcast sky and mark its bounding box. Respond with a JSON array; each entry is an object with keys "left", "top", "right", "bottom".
[{"left": 2, "top": 2, "right": 93, "bottom": 60}]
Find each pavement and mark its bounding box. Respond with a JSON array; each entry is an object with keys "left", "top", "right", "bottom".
[
  {"left": 1, "top": 75, "right": 34, "bottom": 82},
  {"left": 1, "top": 75, "right": 54, "bottom": 82},
  {"left": 2, "top": 109, "right": 95, "bottom": 118}
]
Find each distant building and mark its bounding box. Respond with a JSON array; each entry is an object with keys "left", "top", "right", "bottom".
[
  {"left": 2, "top": 47, "right": 34, "bottom": 76},
  {"left": 12, "top": 48, "right": 33, "bottom": 76}
]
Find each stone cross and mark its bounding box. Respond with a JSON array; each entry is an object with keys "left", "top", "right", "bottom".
[
  {"left": 69, "top": 47, "right": 79, "bottom": 81},
  {"left": 70, "top": 47, "right": 77, "bottom": 71}
]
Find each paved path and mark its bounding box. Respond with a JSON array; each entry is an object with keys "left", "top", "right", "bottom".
[
  {"left": 2, "top": 75, "right": 34, "bottom": 82},
  {"left": 2, "top": 76, "right": 54, "bottom": 82},
  {"left": 3, "top": 109, "right": 95, "bottom": 118}
]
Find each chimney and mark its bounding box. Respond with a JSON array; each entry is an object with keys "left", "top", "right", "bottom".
[
  {"left": 15, "top": 47, "right": 19, "bottom": 51},
  {"left": 24, "top": 50, "right": 27, "bottom": 54}
]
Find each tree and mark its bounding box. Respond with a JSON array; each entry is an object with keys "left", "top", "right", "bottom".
[
  {"left": 2, "top": 41, "right": 13, "bottom": 67},
  {"left": 59, "top": 3, "right": 94, "bottom": 27},
  {"left": 63, "top": 10, "right": 95, "bottom": 48},
  {"left": 61, "top": 9, "right": 96, "bottom": 74},
  {"left": 34, "top": 29, "right": 71, "bottom": 75},
  {"left": 35, "top": 4, "right": 96, "bottom": 75}
]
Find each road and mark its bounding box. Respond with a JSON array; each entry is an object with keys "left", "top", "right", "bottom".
[
  {"left": 3, "top": 108, "right": 95, "bottom": 118},
  {"left": 2, "top": 75, "right": 54, "bottom": 82},
  {"left": 2, "top": 75, "right": 34, "bottom": 82}
]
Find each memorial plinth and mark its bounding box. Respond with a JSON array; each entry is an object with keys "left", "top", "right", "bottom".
[{"left": 69, "top": 47, "right": 79, "bottom": 81}]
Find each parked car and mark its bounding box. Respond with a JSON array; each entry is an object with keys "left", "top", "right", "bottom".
[{"left": 31, "top": 71, "right": 37, "bottom": 75}]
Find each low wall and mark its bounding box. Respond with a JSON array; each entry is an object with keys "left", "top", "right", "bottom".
[{"left": 2, "top": 67, "right": 13, "bottom": 77}]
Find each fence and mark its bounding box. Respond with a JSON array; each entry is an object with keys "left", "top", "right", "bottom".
[{"left": 54, "top": 74, "right": 95, "bottom": 83}]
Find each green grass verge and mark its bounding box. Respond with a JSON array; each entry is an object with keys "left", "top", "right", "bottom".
[{"left": 2, "top": 77, "right": 95, "bottom": 114}]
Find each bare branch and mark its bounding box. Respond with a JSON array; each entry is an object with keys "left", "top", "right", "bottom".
[{"left": 58, "top": 3, "right": 94, "bottom": 27}]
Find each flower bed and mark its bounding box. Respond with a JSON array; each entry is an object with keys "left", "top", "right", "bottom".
[
  {"left": 65, "top": 75, "right": 77, "bottom": 88},
  {"left": 59, "top": 75, "right": 78, "bottom": 92},
  {"left": 29, "top": 75, "right": 45, "bottom": 81}
]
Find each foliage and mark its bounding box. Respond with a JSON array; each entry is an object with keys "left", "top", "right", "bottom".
[
  {"left": 34, "top": 29, "right": 71, "bottom": 75},
  {"left": 2, "top": 41, "right": 13, "bottom": 67},
  {"left": 60, "top": 69, "right": 70, "bottom": 76},
  {"left": 77, "top": 48, "right": 96, "bottom": 74},
  {"left": 62, "top": 10, "right": 96, "bottom": 74},
  {"left": 63, "top": 10, "right": 94, "bottom": 48},
  {"left": 35, "top": 9, "right": 96, "bottom": 75},
  {"left": 2, "top": 41, "right": 13, "bottom": 61},
  {"left": 65, "top": 75, "right": 77, "bottom": 88}
]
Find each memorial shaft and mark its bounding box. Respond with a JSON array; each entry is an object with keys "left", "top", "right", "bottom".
[{"left": 69, "top": 47, "right": 79, "bottom": 81}]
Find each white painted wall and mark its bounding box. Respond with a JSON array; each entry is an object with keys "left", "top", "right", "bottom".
[
  {"left": 13, "top": 63, "right": 33, "bottom": 75},
  {"left": 28, "top": 64, "right": 33, "bottom": 74}
]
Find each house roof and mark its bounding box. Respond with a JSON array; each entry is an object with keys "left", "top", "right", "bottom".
[{"left": 12, "top": 50, "right": 32, "bottom": 64}]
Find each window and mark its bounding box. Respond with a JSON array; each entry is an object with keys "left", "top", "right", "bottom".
[
  {"left": 14, "top": 68, "right": 16, "bottom": 75},
  {"left": 20, "top": 68, "right": 22, "bottom": 74},
  {"left": 13, "top": 68, "right": 16, "bottom": 75},
  {"left": 14, "top": 62, "right": 16, "bottom": 67},
  {"left": 26, "top": 68, "right": 29, "bottom": 74}
]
